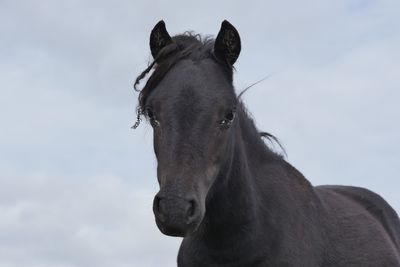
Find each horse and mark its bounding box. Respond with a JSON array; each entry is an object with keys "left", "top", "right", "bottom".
[{"left": 133, "top": 20, "right": 400, "bottom": 267}]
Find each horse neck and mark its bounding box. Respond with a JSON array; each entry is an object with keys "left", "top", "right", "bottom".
[
  {"left": 198, "top": 104, "right": 317, "bottom": 242},
  {"left": 183, "top": 104, "right": 325, "bottom": 266},
  {"left": 200, "top": 105, "right": 281, "bottom": 232}
]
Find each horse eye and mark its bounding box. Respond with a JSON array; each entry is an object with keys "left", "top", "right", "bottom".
[
  {"left": 150, "top": 118, "right": 159, "bottom": 127},
  {"left": 225, "top": 111, "right": 235, "bottom": 121},
  {"left": 146, "top": 108, "right": 154, "bottom": 118},
  {"left": 220, "top": 110, "right": 236, "bottom": 128}
]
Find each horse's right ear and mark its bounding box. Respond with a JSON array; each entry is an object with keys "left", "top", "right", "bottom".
[
  {"left": 214, "top": 20, "right": 241, "bottom": 65},
  {"left": 150, "top": 20, "right": 172, "bottom": 59}
]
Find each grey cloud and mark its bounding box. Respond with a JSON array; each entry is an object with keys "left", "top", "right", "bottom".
[
  {"left": 0, "top": 0, "right": 399, "bottom": 266},
  {"left": 0, "top": 171, "right": 180, "bottom": 267}
]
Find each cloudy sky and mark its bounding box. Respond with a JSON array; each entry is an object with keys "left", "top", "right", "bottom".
[{"left": 1, "top": 0, "right": 399, "bottom": 266}]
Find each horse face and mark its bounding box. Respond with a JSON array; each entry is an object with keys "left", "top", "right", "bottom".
[
  {"left": 139, "top": 20, "right": 241, "bottom": 237},
  {"left": 147, "top": 60, "right": 237, "bottom": 236}
]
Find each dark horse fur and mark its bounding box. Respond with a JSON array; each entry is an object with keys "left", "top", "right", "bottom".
[{"left": 134, "top": 20, "right": 400, "bottom": 266}]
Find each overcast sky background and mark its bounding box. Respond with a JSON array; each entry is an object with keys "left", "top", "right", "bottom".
[{"left": 0, "top": 0, "right": 399, "bottom": 266}]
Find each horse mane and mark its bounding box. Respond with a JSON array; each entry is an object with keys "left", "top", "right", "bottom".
[
  {"left": 133, "top": 33, "right": 285, "bottom": 156},
  {"left": 236, "top": 101, "right": 286, "bottom": 158}
]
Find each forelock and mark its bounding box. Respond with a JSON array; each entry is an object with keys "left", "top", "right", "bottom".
[{"left": 134, "top": 32, "right": 233, "bottom": 116}]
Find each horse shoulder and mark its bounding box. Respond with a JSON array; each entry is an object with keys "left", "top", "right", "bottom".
[{"left": 315, "top": 185, "right": 400, "bottom": 266}]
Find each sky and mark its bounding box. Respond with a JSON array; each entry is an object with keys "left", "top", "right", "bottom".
[{"left": 0, "top": 0, "right": 399, "bottom": 266}]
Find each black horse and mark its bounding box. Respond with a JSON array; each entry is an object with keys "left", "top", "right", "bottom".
[{"left": 134, "top": 20, "right": 400, "bottom": 266}]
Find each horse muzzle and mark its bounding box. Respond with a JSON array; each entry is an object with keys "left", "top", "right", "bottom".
[{"left": 153, "top": 191, "right": 203, "bottom": 237}]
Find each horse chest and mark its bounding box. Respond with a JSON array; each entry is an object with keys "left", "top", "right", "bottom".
[
  {"left": 177, "top": 238, "right": 267, "bottom": 267},
  {"left": 177, "top": 237, "right": 322, "bottom": 267}
]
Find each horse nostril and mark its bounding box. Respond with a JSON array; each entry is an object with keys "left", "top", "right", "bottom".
[
  {"left": 153, "top": 195, "right": 166, "bottom": 222},
  {"left": 186, "top": 199, "right": 198, "bottom": 224}
]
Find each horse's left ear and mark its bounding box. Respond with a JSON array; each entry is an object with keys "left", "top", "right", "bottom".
[
  {"left": 150, "top": 20, "right": 172, "bottom": 59},
  {"left": 214, "top": 20, "right": 241, "bottom": 65}
]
